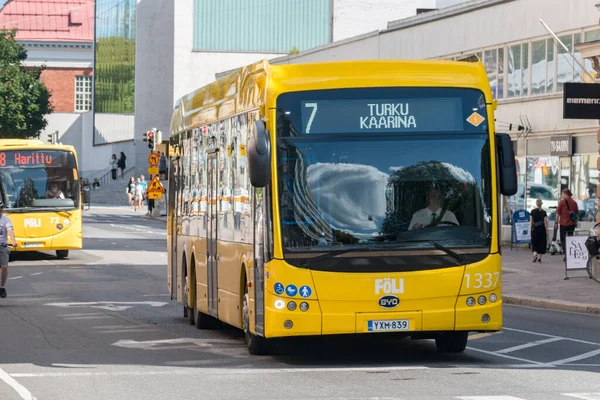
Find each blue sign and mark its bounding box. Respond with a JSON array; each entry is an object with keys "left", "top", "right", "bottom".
[
  {"left": 285, "top": 284, "right": 298, "bottom": 297},
  {"left": 299, "top": 285, "right": 312, "bottom": 298},
  {"left": 274, "top": 282, "right": 284, "bottom": 295},
  {"left": 512, "top": 209, "right": 531, "bottom": 245}
]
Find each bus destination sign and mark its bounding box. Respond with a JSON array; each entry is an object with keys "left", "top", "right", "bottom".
[
  {"left": 301, "top": 98, "right": 466, "bottom": 134},
  {"left": 0, "top": 150, "right": 71, "bottom": 168}
]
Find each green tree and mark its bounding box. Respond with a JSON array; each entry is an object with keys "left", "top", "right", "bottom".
[{"left": 0, "top": 29, "right": 53, "bottom": 139}]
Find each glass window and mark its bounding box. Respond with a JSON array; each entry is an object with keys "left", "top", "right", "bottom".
[
  {"left": 74, "top": 76, "right": 92, "bottom": 112},
  {"left": 275, "top": 87, "right": 493, "bottom": 272},
  {"left": 0, "top": 150, "right": 79, "bottom": 210},
  {"left": 498, "top": 47, "right": 505, "bottom": 99},
  {"left": 585, "top": 29, "right": 600, "bottom": 42},
  {"left": 484, "top": 49, "right": 498, "bottom": 99},
  {"left": 531, "top": 40, "right": 546, "bottom": 95},
  {"left": 507, "top": 44, "right": 522, "bottom": 98},
  {"left": 522, "top": 43, "right": 529, "bottom": 96},
  {"left": 573, "top": 33, "right": 583, "bottom": 83},
  {"left": 572, "top": 154, "right": 599, "bottom": 228},
  {"left": 547, "top": 39, "right": 555, "bottom": 93},
  {"left": 557, "top": 34, "right": 573, "bottom": 91},
  {"left": 504, "top": 157, "right": 526, "bottom": 224},
  {"left": 526, "top": 157, "right": 559, "bottom": 217}
]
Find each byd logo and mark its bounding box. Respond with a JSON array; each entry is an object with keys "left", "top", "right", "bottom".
[
  {"left": 379, "top": 295, "right": 399, "bottom": 309},
  {"left": 24, "top": 218, "right": 41, "bottom": 228},
  {"left": 375, "top": 278, "right": 404, "bottom": 295}
]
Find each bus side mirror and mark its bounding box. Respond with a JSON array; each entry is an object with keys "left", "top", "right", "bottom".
[
  {"left": 496, "top": 133, "right": 517, "bottom": 196},
  {"left": 248, "top": 119, "right": 271, "bottom": 188}
]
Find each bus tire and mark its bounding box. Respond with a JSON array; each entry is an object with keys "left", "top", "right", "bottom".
[
  {"left": 56, "top": 250, "right": 69, "bottom": 259},
  {"left": 243, "top": 288, "right": 269, "bottom": 355},
  {"left": 435, "top": 331, "right": 468, "bottom": 353},
  {"left": 184, "top": 259, "right": 194, "bottom": 325}
]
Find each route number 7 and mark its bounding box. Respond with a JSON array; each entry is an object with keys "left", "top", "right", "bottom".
[{"left": 304, "top": 103, "right": 318, "bottom": 134}]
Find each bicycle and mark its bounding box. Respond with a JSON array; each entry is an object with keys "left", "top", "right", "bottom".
[{"left": 584, "top": 222, "right": 600, "bottom": 283}]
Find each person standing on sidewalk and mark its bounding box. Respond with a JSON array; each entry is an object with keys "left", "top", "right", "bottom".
[
  {"left": 556, "top": 188, "right": 579, "bottom": 260},
  {"left": 530, "top": 199, "right": 548, "bottom": 263},
  {"left": 0, "top": 202, "right": 17, "bottom": 298}
]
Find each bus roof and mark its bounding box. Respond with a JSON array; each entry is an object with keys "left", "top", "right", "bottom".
[
  {"left": 171, "top": 58, "right": 491, "bottom": 136},
  {"left": 0, "top": 139, "right": 76, "bottom": 152}
]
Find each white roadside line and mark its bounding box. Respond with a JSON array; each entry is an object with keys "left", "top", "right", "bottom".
[
  {"left": 8, "top": 276, "right": 23, "bottom": 280},
  {"left": 503, "top": 327, "right": 600, "bottom": 347},
  {"left": 495, "top": 337, "right": 563, "bottom": 354},
  {"left": 562, "top": 393, "right": 600, "bottom": 400},
  {"left": 0, "top": 367, "right": 37, "bottom": 400},
  {"left": 11, "top": 365, "right": 428, "bottom": 378},
  {"left": 551, "top": 349, "right": 600, "bottom": 366},
  {"left": 457, "top": 396, "right": 527, "bottom": 400},
  {"left": 466, "top": 346, "right": 548, "bottom": 366},
  {"left": 29, "top": 273, "right": 43, "bottom": 276}
]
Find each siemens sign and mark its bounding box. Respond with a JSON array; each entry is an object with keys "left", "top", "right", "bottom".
[{"left": 563, "top": 82, "right": 600, "bottom": 119}]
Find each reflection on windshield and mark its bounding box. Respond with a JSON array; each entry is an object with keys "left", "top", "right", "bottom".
[
  {"left": 277, "top": 136, "right": 492, "bottom": 253},
  {"left": 0, "top": 151, "right": 79, "bottom": 210}
]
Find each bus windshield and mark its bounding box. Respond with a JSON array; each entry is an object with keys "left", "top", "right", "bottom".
[
  {"left": 276, "top": 87, "right": 493, "bottom": 271},
  {"left": 0, "top": 149, "right": 79, "bottom": 210}
]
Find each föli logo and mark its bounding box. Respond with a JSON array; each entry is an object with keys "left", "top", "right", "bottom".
[{"left": 375, "top": 278, "right": 404, "bottom": 295}]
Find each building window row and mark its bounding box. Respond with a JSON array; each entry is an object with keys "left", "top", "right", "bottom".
[{"left": 444, "top": 27, "right": 600, "bottom": 100}]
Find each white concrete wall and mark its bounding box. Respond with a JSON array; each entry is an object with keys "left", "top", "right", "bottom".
[
  {"left": 134, "top": 0, "right": 175, "bottom": 176},
  {"left": 436, "top": 0, "right": 468, "bottom": 9},
  {"left": 95, "top": 114, "right": 134, "bottom": 144},
  {"left": 333, "top": 0, "right": 418, "bottom": 42},
  {"left": 22, "top": 44, "right": 93, "bottom": 68}
]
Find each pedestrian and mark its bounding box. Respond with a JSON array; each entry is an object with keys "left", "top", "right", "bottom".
[
  {"left": 118, "top": 152, "right": 127, "bottom": 180},
  {"left": 126, "top": 176, "right": 136, "bottom": 207},
  {"left": 530, "top": 199, "right": 548, "bottom": 263},
  {"left": 140, "top": 175, "right": 148, "bottom": 214},
  {"left": 556, "top": 188, "right": 579, "bottom": 261},
  {"left": 159, "top": 152, "right": 167, "bottom": 180},
  {"left": 134, "top": 179, "right": 144, "bottom": 212},
  {"left": 0, "top": 202, "right": 17, "bottom": 298},
  {"left": 110, "top": 154, "right": 118, "bottom": 181}
]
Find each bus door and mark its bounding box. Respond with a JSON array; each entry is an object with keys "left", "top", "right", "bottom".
[
  {"left": 207, "top": 152, "right": 219, "bottom": 318},
  {"left": 169, "top": 157, "right": 179, "bottom": 300}
]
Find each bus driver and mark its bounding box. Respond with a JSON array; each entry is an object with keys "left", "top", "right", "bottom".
[{"left": 408, "top": 188, "right": 459, "bottom": 230}]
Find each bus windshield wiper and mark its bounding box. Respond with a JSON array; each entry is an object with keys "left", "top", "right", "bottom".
[
  {"left": 401, "top": 240, "right": 463, "bottom": 265},
  {"left": 25, "top": 207, "right": 72, "bottom": 217}
]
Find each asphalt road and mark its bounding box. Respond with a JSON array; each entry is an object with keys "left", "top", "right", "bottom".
[{"left": 0, "top": 206, "right": 598, "bottom": 400}]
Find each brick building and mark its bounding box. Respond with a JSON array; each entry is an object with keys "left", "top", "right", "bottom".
[{"left": 0, "top": 0, "right": 94, "bottom": 113}]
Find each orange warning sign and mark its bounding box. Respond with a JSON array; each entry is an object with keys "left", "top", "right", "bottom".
[
  {"left": 466, "top": 112, "right": 485, "bottom": 127},
  {"left": 148, "top": 152, "right": 160, "bottom": 167},
  {"left": 147, "top": 176, "right": 163, "bottom": 193}
]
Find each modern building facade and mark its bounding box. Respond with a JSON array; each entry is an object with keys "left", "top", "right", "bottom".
[
  {"left": 134, "top": 0, "right": 434, "bottom": 176},
  {"left": 228, "top": 0, "right": 598, "bottom": 237}
]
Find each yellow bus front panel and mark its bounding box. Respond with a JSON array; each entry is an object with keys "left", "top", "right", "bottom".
[{"left": 8, "top": 211, "right": 82, "bottom": 251}]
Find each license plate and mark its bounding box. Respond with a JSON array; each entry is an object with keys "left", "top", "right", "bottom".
[
  {"left": 22, "top": 242, "right": 43, "bottom": 248},
  {"left": 368, "top": 319, "right": 410, "bottom": 332}
]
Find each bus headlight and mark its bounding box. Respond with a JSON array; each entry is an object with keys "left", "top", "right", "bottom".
[
  {"left": 287, "top": 301, "right": 297, "bottom": 311},
  {"left": 489, "top": 293, "right": 498, "bottom": 302},
  {"left": 56, "top": 223, "right": 63, "bottom": 230},
  {"left": 478, "top": 296, "right": 487, "bottom": 305},
  {"left": 274, "top": 300, "right": 285, "bottom": 310},
  {"left": 466, "top": 297, "right": 475, "bottom": 307}
]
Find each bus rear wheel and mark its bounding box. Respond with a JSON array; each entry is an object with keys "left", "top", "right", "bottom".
[
  {"left": 435, "top": 331, "right": 468, "bottom": 353},
  {"left": 243, "top": 288, "right": 269, "bottom": 355},
  {"left": 56, "top": 250, "right": 69, "bottom": 259}
]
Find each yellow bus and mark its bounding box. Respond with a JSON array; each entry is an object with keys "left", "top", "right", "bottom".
[
  {"left": 0, "top": 139, "right": 82, "bottom": 258},
  {"left": 168, "top": 59, "right": 517, "bottom": 355}
]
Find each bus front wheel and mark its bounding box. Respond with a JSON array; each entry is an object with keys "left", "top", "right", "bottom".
[
  {"left": 243, "top": 289, "right": 269, "bottom": 355},
  {"left": 56, "top": 250, "right": 69, "bottom": 259},
  {"left": 435, "top": 332, "right": 468, "bottom": 353}
]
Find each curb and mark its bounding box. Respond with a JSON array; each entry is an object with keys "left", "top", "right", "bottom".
[{"left": 503, "top": 294, "right": 600, "bottom": 314}]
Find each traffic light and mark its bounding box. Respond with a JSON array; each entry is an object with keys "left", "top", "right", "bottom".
[{"left": 143, "top": 131, "right": 154, "bottom": 150}]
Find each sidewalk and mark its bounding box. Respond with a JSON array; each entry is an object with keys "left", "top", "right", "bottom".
[{"left": 502, "top": 246, "right": 600, "bottom": 314}]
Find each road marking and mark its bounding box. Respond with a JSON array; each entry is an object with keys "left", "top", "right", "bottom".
[
  {"left": 11, "top": 365, "right": 429, "bottom": 378},
  {"left": 496, "top": 337, "right": 562, "bottom": 354},
  {"left": 551, "top": 349, "right": 600, "bottom": 365},
  {"left": 469, "top": 332, "right": 501, "bottom": 340},
  {"left": 44, "top": 301, "right": 168, "bottom": 312},
  {"left": 562, "top": 394, "right": 600, "bottom": 400},
  {"left": 456, "top": 397, "right": 527, "bottom": 400},
  {"left": 142, "top": 294, "right": 170, "bottom": 297},
  {"left": 9, "top": 276, "right": 23, "bottom": 280},
  {"left": 466, "top": 347, "right": 547, "bottom": 365},
  {"left": 504, "top": 327, "right": 600, "bottom": 347},
  {"left": 112, "top": 338, "right": 242, "bottom": 350},
  {"left": 29, "top": 273, "right": 43, "bottom": 276},
  {"left": 0, "top": 367, "right": 36, "bottom": 400}
]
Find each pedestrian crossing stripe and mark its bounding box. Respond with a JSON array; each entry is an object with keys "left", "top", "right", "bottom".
[{"left": 456, "top": 395, "right": 600, "bottom": 400}]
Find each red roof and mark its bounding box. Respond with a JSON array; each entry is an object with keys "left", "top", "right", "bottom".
[{"left": 0, "top": 0, "right": 93, "bottom": 43}]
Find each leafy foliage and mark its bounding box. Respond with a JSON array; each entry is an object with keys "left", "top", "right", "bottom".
[
  {"left": 0, "top": 29, "right": 53, "bottom": 139},
  {"left": 95, "top": 36, "right": 135, "bottom": 114}
]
